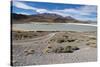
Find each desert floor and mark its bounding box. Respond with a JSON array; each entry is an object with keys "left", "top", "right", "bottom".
[{"left": 12, "top": 31, "right": 97, "bottom": 66}]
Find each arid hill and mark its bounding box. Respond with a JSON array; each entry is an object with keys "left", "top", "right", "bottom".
[{"left": 12, "top": 13, "right": 95, "bottom": 24}]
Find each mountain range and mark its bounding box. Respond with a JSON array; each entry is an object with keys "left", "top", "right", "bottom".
[{"left": 11, "top": 13, "right": 96, "bottom": 24}]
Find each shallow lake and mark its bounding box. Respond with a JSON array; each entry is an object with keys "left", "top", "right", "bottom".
[{"left": 12, "top": 23, "right": 97, "bottom": 32}]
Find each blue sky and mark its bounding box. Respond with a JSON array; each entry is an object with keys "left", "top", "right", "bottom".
[{"left": 12, "top": 1, "right": 97, "bottom": 21}]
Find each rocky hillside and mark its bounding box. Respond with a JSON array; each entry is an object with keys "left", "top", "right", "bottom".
[{"left": 12, "top": 13, "right": 94, "bottom": 24}]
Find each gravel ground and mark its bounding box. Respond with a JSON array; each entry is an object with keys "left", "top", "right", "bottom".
[{"left": 11, "top": 31, "right": 97, "bottom": 66}]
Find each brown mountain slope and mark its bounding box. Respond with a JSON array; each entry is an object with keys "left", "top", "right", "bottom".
[{"left": 12, "top": 13, "right": 94, "bottom": 24}]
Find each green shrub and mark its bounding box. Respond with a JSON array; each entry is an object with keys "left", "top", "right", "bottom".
[
  {"left": 57, "top": 39, "right": 66, "bottom": 43},
  {"left": 54, "top": 47, "right": 64, "bottom": 53},
  {"left": 63, "top": 46, "right": 73, "bottom": 53},
  {"left": 52, "top": 46, "right": 79, "bottom": 53},
  {"left": 54, "top": 46, "right": 74, "bottom": 53}
]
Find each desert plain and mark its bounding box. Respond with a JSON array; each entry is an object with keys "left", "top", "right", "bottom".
[{"left": 11, "top": 30, "right": 97, "bottom": 66}]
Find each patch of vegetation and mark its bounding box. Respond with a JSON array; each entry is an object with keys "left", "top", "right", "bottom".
[
  {"left": 86, "top": 42, "right": 97, "bottom": 48},
  {"left": 67, "top": 39, "right": 76, "bottom": 42},
  {"left": 44, "top": 47, "right": 53, "bottom": 53},
  {"left": 89, "top": 37, "right": 96, "bottom": 40},
  {"left": 54, "top": 47, "right": 64, "bottom": 53},
  {"left": 54, "top": 46, "right": 79, "bottom": 53},
  {"left": 24, "top": 49, "right": 35, "bottom": 56},
  {"left": 72, "top": 46, "right": 80, "bottom": 50},
  {"left": 50, "top": 39, "right": 55, "bottom": 42},
  {"left": 45, "top": 49, "right": 51, "bottom": 53},
  {"left": 33, "top": 34, "right": 38, "bottom": 36},
  {"left": 48, "top": 46, "right": 52, "bottom": 49},
  {"left": 86, "top": 43, "right": 90, "bottom": 45},
  {"left": 57, "top": 39, "right": 66, "bottom": 43},
  {"left": 63, "top": 46, "right": 73, "bottom": 53},
  {"left": 56, "top": 38, "right": 76, "bottom": 43},
  {"left": 24, "top": 35, "right": 28, "bottom": 38}
]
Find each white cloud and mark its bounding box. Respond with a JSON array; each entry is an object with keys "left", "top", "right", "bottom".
[
  {"left": 77, "top": 6, "right": 97, "bottom": 16},
  {"left": 13, "top": 1, "right": 97, "bottom": 21},
  {"left": 13, "top": 1, "right": 50, "bottom": 14},
  {"left": 52, "top": 6, "right": 97, "bottom": 21},
  {"left": 53, "top": 6, "right": 97, "bottom": 16},
  {"left": 17, "top": 12, "right": 31, "bottom": 15},
  {"left": 36, "top": 9, "right": 48, "bottom": 13},
  {"left": 13, "top": 1, "right": 36, "bottom": 10},
  {"left": 79, "top": 6, "right": 97, "bottom": 13}
]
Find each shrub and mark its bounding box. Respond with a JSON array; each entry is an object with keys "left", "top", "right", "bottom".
[
  {"left": 90, "top": 37, "right": 96, "bottom": 40},
  {"left": 49, "top": 46, "right": 79, "bottom": 53},
  {"left": 72, "top": 46, "right": 80, "bottom": 50},
  {"left": 86, "top": 43, "right": 90, "bottom": 45},
  {"left": 63, "top": 46, "right": 73, "bottom": 53},
  {"left": 48, "top": 46, "right": 52, "bottom": 49},
  {"left": 54, "top": 46, "right": 74, "bottom": 53},
  {"left": 45, "top": 49, "right": 51, "bottom": 53},
  {"left": 44, "top": 48, "right": 52, "bottom": 53},
  {"left": 57, "top": 39, "right": 66, "bottom": 43},
  {"left": 24, "top": 49, "right": 35, "bottom": 56},
  {"left": 54, "top": 47, "right": 64, "bottom": 53},
  {"left": 67, "top": 39, "right": 75, "bottom": 42}
]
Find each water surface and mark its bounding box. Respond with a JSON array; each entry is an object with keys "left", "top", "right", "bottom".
[{"left": 13, "top": 23, "right": 97, "bottom": 32}]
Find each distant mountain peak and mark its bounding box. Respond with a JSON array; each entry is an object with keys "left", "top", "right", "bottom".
[
  {"left": 35, "top": 13, "right": 63, "bottom": 18},
  {"left": 12, "top": 13, "right": 95, "bottom": 24}
]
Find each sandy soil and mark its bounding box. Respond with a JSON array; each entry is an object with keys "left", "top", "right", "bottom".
[{"left": 12, "top": 31, "right": 97, "bottom": 66}]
